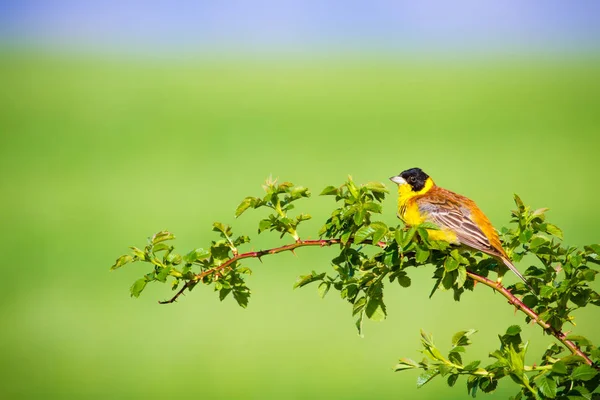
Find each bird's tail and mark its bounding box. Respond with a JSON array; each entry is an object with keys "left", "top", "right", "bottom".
[{"left": 501, "top": 257, "right": 534, "bottom": 292}]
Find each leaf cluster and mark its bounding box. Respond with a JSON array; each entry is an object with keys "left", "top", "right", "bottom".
[
  {"left": 111, "top": 223, "right": 252, "bottom": 307},
  {"left": 499, "top": 195, "right": 600, "bottom": 332},
  {"left": 236, "top": 176, "right": 311, "bottom": 240},
  {"left": 396, "top": 327, "right": 600, "bottom": 399}
]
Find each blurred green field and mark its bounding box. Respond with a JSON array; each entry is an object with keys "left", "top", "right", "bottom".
[{"left": 1, "top": 53, "right": 599, "bottom": 399}]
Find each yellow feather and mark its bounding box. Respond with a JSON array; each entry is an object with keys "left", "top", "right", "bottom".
[{"left": 397, "top": 177, "right": 458, "bottom": 243}]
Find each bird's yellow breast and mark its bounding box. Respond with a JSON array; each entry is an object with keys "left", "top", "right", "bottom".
[
  {"left": 399, "top": 200, "right": 425, "bottom": 225},
  {"left": 396, "top": 177, "right": 434, "bottom": 225},
  {"left": 397, "top": 178, "right": 458, "bottom": 243}
]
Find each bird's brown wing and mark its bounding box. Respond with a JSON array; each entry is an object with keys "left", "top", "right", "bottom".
[
  {"left": 416, "top": 187, "right": 532, "bottom": 290},
  {"left": 415, "top": 188, "right": 503, "bottom": 258}
]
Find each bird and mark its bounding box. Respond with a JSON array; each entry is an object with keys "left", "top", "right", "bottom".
[{"left": 389, "top": 167, "right": 532, "bottom": 290}]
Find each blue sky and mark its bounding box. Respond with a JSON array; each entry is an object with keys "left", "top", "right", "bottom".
[{"left": 1, "top": 1, "right": 599, "bottom": 55}]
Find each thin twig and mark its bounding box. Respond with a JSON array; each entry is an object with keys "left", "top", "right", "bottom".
[{"left": 159, "top": 239, "right": 385, "bottom": 304}]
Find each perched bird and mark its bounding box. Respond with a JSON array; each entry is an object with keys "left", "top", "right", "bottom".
[{"left": 390, "top": 167, "right": 531, "bottom": 289}]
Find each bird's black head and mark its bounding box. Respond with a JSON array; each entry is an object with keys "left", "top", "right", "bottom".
[{"left": 390, "top": 168, "right": 430, "bottom": 192}]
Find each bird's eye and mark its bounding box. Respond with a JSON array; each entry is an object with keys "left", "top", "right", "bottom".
[{"left": 408, "top": 176, "right": 416, "bottom": 183}]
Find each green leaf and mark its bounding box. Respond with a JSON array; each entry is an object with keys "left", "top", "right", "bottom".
[
  {"left": 570, "top": 254, "right": 583, "bottom": 268},
  {"left": 415, "top": 245, "right": 430, "bottom": 263},
  {"left": 363, "top": 202, "right": 382, "bottom": 213},
  {"left": 354, "top": 225, "right": 375, "bottom": 244},
  {"left": 489, "top": 350, "right": 507, "bottom": 363},
  {"left": 212, "top": 222, "right": 231, "bottom": 236},
  {"left": 155, "top": 266, "right": 171, "bottom": 282},
  {"left": 352, "top": 296, "right": 366, "bottom": 316},
  {"left": 293, "top": 271, "right": 326, "bottom": 289},
  {"left": 152, "top": 243, "right": 171, "bottom": 253},
  {"left": 151, "top": 231, "right": 175, "bottom": 244},
  {"left": 111, "top": 254, "right": 133, "bottom": 270},
  {"left": 417, "top": 370, "right": 439, "bottom": 388},
  {"left": 365, "top": 297, "right": 386, "bottom": 321},
  {"left": 514, "top": 194, "right": 525, "bottom": 210},
  {"left": 529, "top": 235, "right": 549, "bottom": 250},
  {"left": 448, "top": 351, "right": 462, "bottom": 366},
  {"left": 130, "top": 246, "right": 146, "bottom": 261},
  {"left": 444, "top": 256, "right": 459, "bottom": 272},
  {"left": 290, "top": 186, "right": 310, "bottom": 199},
  {"left": 456, "top": 266, "right": 467, "bottom": 288},
  {"left": 467, "top": 375, "right": 479, "bottom": 398},
  {"left": 519, "top": 229, "right": 533, "bottom": 243},
  {"left": 320, "top": 185, "right": 339, "bottom": 196},
  {"left": 507, "top": 346, "right": 524, "bottom": 377},
  {"left": 165, "top": 252, "right": 181, "bottom": 265},
  {"left": 420, "top": 330, "right": 435, "bottom": 347},
  {"left": 571, "top": 386, "right": 593, "bottom": 400},
  {"left": 184, "top": 248, "right": 210, "bottom": 263},
  {"left": 394, "top": 229, "right": 404, "bottom": 245},
  {"left": 353, "top": 208, "right": 366, "bottom": 225},
  {"left": 451, "top": 346, "right": 465, "bottom": 353},
  {"left": 219, "top": 288, "right": 232, "bottom": 301},
  {"left": 522, "top": 295, "right": 538, "bottom": 308},
  {"left": 551, "top": 361, "right": 568, "bottom": 375},
  {"left": 237, "top": 266, "right": 252, "bottom": 275},
  {"left": 233, "top": 235, "right": 251, "bottom": 246},
  {"left": 347, "top": 179, "right": 359, "bottom": 198},
  {"left": 534, "top": 375, "right": 557, "bottom": 399},
  {"left": 418, "top": 222, "right": 440, "bottom": 230},
  {"left": 130, "top": 278, "right": 147, "bottom": 298},
  {"left": 441, "top": 270, "right": 455, "bottom": 289},
  {"left": 401, "top": 227, "right": 417, "bottom": 249},
  {"left": 371, "top": 222, "right": 388, "bottom": 244},
  {"left": 423, "top": 343, "right": 446, "bottom": 362},
  {"left": 235, "top": 197, "right": 256, "bottom": 217},
  {"left": 539, "top": 285, "right": 554, "bottom": 299},
  {"left": 365, "top": 181, "right": 388, "bottom": 193},
  {"left": 341, "top": 230, "right": 352, "bottom": 245},
  {"left": 545, "top": 223, "right": 563, "bottom": 239},
  {"left": 564, "top": 335, "right": 592, "bottom": 346},
  {"left": 452, "top": 329, "right": 477, "bottom": 347},
  {"left": 571, "top": 364, "right": 598, "bottom": 381},
  {"left": 585, "top": 244, "right": 600, "bottom": 255},
  {"left": 397, "top": 274, "right": 411, "bottom": 288},
  {"left": 450, "top": 249, "right": 469, "bottom": 265},
  {"left": 463, "top": 361, "right": 481, "bottom": 371},
  {"left": 258, "top": 219, "right": 271, "bottom": 233},
  {"left": 232, "top": 287, "right": 250, "bottom": 308},
  {"left": 509, "top": 391, "right": 523, "bottom": 400},
  {"left": 506, "top": 325, "right": 522, "bottom": 336},
  {"left": 394, "top": 358, "right": 419, "bottom": 371},
  {"left": 447, "top": 374, "right": 459, "bottom": 387},
  {"left": 317, "top": 281, "right": 330, "bottom": 298},
  {"left": 417, "top": 227, "right": 429, "bottom": 242},
  {"left": 355, "top": 312, "right": 365, "bottom": 337},
  {"left": 582, "top": 269, "right": 597, "bottom": 281}
]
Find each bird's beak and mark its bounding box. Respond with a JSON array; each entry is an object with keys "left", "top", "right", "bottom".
[{"left": 389, "top": 175, "right": 406, "bottom": 185}]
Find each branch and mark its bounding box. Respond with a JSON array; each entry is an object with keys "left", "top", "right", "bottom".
[
  {"left": 159, "top": 238, "right": 595, "bottom": 367},
  {"left": 158, "top": 238, "right": 386, "bottom": 304},
  {"left": 467, "top": 272, "right": 595, "bottom": 367}
]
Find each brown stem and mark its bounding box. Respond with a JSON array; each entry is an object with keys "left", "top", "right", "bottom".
[
  {"left": 159, "top": 238, "right": 385, "bottom": 304},
  {"left": 159, "top": 238, "right": 595, "bottom": 367},
  {"left": 467, "top": 272, "right": 594, "bottom": 366}
]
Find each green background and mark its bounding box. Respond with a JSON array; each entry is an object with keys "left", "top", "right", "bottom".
[{"left": 1, "top": 54, "right": 599, "bottom": 399}]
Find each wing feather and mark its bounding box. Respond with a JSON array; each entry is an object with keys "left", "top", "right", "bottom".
[
  {"left": 413, "top": 187, "right": 531, "bottom": 290},
  {"left": 416, "top": 189, "right": 501, "bottom": 257}
]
